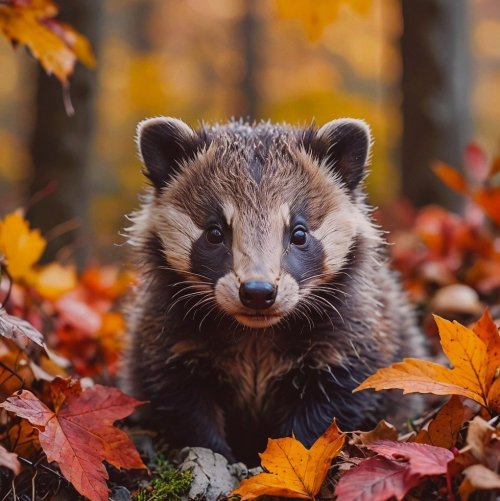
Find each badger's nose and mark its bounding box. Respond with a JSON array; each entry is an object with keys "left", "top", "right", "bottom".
[{"left": 239, "top": 281, "right": 277, "bottom": 310}]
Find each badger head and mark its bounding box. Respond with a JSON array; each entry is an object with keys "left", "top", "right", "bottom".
[{"left": 135, "top": 117, "right": 380, "bottom": 329}]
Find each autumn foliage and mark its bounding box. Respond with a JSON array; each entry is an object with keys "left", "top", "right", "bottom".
[
  {"left": 0, "top": 210, "right": 145, "bottom": 500},
  {"left": 0, "top": 0, "right": 95, "bottom": 84},
  {"left": 0, "top": 2, "right": 499, "bottom": 498},
  {"left": 0, "top": 149, "right": 499, "bottom": 500}
]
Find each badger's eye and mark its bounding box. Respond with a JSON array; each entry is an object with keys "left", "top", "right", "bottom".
[
  {"left": 206, "top": 226, "right": 224, "bottom": 245},
  {"left": 291, "top": 226, "right": 307, "bottom": 246}
]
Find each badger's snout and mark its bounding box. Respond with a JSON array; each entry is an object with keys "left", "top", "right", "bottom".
[{"left": 239, "top": 281, "right": 277, "bottom": 310}]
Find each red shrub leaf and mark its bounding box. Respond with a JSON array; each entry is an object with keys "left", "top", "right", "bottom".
[{"left": 0, "top": 378, "right": 146, "bottom": 501}]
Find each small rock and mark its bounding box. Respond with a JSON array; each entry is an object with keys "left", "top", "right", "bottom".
[
  {"left": 109, "top": 486, "right": 132, "bottom": 501},
  {"left": 176, "top": 447, "right": 245, "bottom": 501}
]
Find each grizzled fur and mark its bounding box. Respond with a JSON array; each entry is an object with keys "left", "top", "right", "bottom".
[{"left": 122, "top": 117, "right": 426, "bottom": 465}]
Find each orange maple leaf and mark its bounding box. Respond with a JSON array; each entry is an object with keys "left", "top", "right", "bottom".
[
  {"left": 354, "top": 310, "right": 500, "bottom": 413},
  {"left": 232, "top": 419, "right": 344, "bottom": 500},
  {"left": 0, "top": 377, "right": 146, "bottom": 501},
  {"left": 0, "top": 0, "right": 95, "bottom": 84}
]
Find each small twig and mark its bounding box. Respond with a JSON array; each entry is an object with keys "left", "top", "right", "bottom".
[
  {"left": 18, "top": 456, "right": 67, "bottom": 482},
  {"left": 0, "top": 263, "right": 12, "bottom": 308},
  {"left": 32, "top": 469, "right": 38, "bottom": 500}
]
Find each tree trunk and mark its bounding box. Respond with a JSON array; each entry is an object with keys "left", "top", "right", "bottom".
[
  {"left": 26, "top": 0, "right": 103, "bottom": 267},
  {"left": 400, "top": 0, "right": 470, "bottom": 209},
  {"left": 240, "top": 0, "right": 259, "bottom": 120}
]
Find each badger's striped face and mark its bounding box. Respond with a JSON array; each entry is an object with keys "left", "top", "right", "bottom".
[{"left": 137, "top": 117, "right": 379, "bottom": 329}]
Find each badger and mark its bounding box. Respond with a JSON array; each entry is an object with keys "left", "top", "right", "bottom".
[{"left": 122, "top": 116, "right": 425, "bottom": 465}]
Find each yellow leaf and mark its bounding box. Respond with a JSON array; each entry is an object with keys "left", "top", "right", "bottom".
[
  {"left": 232, "top": 419, "right": 344, "bottom": 500},
  {"left": 34, "top": 263, "right": 77, "bottom": 300},
  {"left": 0, "top": 210, "right": 45, "bottom": 282},
  {"left": 275, "top": 0, "right": 371, "bottom": 42},
  {"left": 0, "top": 0, "right": 95, "bottom": 84},
  {"left": 355, "top": 311, "right": 500, "bottom": 413}
]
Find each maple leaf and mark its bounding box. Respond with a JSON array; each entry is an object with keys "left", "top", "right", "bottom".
[
  {"left": 354, "top": 310, "right": 500, "bottom": 413},
  {"left": 232, "top": 419, "right": 344, "bottom": 500},
  {"left": 0, "top": 210, "right": 45, "bottom": 282},
  {"left": 335, "top": 441, "right": 454, "bottom": 501},
  {"left": 0, "top": 377, "right": 146, "bottom": 501},
  {"left": 0, "top": 0, "right": 95, "bottom": 84}
]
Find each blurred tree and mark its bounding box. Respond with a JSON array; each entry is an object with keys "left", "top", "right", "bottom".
[
  {"left": 240, "top": 0, "right": 260, "bottom": 119},
  {"left": 26, "top": 0, "right": 102, "bottom": 267},
  {"left": 400, "top": 0, "right": 470, "bottom": 209}
]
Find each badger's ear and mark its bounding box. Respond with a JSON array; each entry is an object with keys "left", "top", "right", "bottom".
[
  {"left": 309, "top": 119, "right": 372, "bottom": 190},
  {"left": 137, "top": 117, "right": 199, "bottom": 189}
]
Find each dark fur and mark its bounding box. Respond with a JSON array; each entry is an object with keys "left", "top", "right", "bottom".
[{"left": 122, "top": 118, "right": 425, "bottom": 466}]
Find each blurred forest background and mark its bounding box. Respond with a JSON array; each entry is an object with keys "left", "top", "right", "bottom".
[{"left": 0, "top": 0, "right": 498, "bottom": 265}]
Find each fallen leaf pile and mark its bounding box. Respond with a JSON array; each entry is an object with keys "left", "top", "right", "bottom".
[
  {"left": 230, "top": 310, "right": 500, "bottom": 501},
  {"left": 0, "top": 210, "right": 141, "bottom": 500},
  {"left": 335, "top": 441, "right": 454, "bottom": 501},
  {"left": 1, "top": 378, "right": 145, "bottom": 501},
  {"left": 0, "top": 0, "right": 95, "bottom": 84},
  {"left": 388, "top": 144, "right": 500, "bottom": 325},
  {"left": 1, "top": 144, "right": 500, "bottom": 500}
]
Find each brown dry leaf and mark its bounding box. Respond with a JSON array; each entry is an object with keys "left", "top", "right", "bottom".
[
  {"left": 231, "top": 419, "right": 344, "bottom": 500},
  {"left": 460, "top": 464, "right": 500, "bottom": 501},
  {"left": 0, "top": 0, "right": 95, "bottom": 84},
  {"left": 352, "top": 420, "right": 398, "bottom": 445},
  {"left": 0, "top": 340, "right": 34, "bottom": 401},
  {"left": 413, "top": 396, "right": 467, "bottom": 449},
  {"left": 354, "top": 311, "right": 500, "bottom": 413},
  {"left": 465, "top": 416, "right": 500, "bottom": 469},
  {"left": 6, "top": 419, "right": 40, "bottom": 459}
]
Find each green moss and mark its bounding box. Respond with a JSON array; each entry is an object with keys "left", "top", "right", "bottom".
[{"left": 133, "top": 455, "right": 193, "bottom": 501}]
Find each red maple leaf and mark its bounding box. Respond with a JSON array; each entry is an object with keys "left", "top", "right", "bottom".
[
  {"left": 1, "top": 377, "right": 146, "bottom": 501},
  {"left": 335, "top": 440, "right": 454, "bottom": 501}
]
